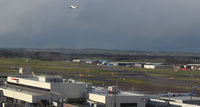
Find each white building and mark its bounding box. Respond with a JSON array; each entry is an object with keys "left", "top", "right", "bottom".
[
  {"left": 143, "top": 64, "right": 156, "bottom": 69},
  {"left": 87, "top": 87, "right": 146, "bottom": 107},
  {"left": 0, "top": 76, "right": 92, "bottom": 106},
  {"left": 72, "top": 59, "right": 83, "bottom": 63},
  {"left": 148, "top": 96, "right": 200, "bottom": 107}
]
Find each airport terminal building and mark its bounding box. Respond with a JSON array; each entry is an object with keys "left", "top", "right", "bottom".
[
  {"left": 1, "top": 75, "right": 200, "bottom": 107},
  {"left": 0, "top": 75, "right": 146, "bottom": 107},
  {"left": 0, "top": 75, "right": 92, "bottom": 106}
]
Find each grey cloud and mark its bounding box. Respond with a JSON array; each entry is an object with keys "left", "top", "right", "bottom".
[{"left": 0, "top": 0, "right": 200, "bottom": 52}]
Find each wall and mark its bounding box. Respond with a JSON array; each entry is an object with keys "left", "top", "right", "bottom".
[
  {"left": 51, "top": 83, "right": 88, "bottom": 99},
  {"left": 7, "top": 77, "right": 51, "bottom": 90},
  {"left": 144, "top": 65, "right": 156, "bottom": 69},
  {"left": 89, "top": 94, "right": 106, "bottom": 104},
  {"left": 1, "top": 88, "right": 33, "bottom": 103},
  {"left": 106, "top": 96, "right": 145, "bottom": 107}
]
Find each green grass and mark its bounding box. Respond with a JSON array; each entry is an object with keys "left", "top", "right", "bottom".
[
  {"left": 118, "top": 66, "right": 200, "bottom": 77},
  {"left": 148, "top": 73, "right": 173, "bottom": 77},
  {"left": 0, "top": 69, "right": 17, "bottom": 72},
  {"left": 1, "top": 58, "right": 200, "bottom": 91},
  {"left": 79, "top": 79, "right": 105, "bottom": 85},
  {"left": 108, "top": 78, "right": 148, "bottom": 84},
  {"left": 1, "top": 58, "right": 200, "bottom": 77},
  {"left": 0, "top": 58, "right": 114, "bottom": 77},
  {"left": 0, "top": 65, "right": 10, "bottom": 68}
]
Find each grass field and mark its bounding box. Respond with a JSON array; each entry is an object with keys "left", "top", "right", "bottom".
[{"left": 0, "top": 58, "right": 200, "bottom": 95}]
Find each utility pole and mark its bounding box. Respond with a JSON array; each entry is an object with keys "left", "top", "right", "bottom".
[
  {"left": 190, "top": 74, "right": 193, "bottom": 101},
  {"left": 114, "top": 71, "right": 118, "bottom": 107}
]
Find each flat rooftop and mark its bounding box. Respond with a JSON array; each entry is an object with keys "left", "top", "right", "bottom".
[
  {"left": 8, "top": 76, "right": 87, "bottom": 84},
  {"left": 161, "top": 96, "right": 200, "bottom": 101},
  {"left": 91, "top": 87, "right": 144, "bottom": 97},
  {"left": 0, "top": 84, "right": 54, "bottom": 96},
  {"left": 0, "top": 84, "right": 60, "bottom": 103},
  {"left": 8, "top": 76, "right": 40, "bottom": 82}
]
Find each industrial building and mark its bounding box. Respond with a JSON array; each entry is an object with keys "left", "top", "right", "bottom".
[
  {"left": 143, "top": 64, "right": 157, "bottom": 69},
  {"left": 143, "top": 63, "right": 172, "bottom": 70},
  {"left": 0, "top": 75, "right": 92, "bottom": 106},
  {"left": 106, "top": 62, "right": 171, "bottom": 70},
  {"left": 177, "top": 64, "right": 200, "bottom": 71},
  {"left": 0, "top": 75, "right": 147, "bottom": 107},
  {"left": 1, "top": 74, "right": 200, "bottom": 107},
  {"left": 72, "top": 59, "right": 84, "bottom": 63},
  {"left": 87, "top": 86, "right": 146, "bottom": 107},
  {"left": 107, "top": 62, "right": 135, "bottom": 67}
]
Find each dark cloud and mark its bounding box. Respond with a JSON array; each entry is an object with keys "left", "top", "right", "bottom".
[{"left": 0, "top": 0, "right": 200, "bottom": 52}]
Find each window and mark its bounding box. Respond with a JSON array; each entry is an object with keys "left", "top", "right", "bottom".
[{"left": 120, "top": 103, "right": 137, "bottom": 107}]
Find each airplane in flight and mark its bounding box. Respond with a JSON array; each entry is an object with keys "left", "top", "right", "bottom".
[
  {"left": 159, "top": 86, "right": 198, "bottom": 97},
  {"left": 70, "top": 5, "right": 78, "bottom": 10}
]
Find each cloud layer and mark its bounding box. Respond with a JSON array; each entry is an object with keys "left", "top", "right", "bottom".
[{"left": 0, "top": 0, "right": 200, "bottom": 52}]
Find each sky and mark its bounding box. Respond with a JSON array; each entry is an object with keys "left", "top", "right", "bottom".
[{"left": 0, "top": 0, "right": 200, "bottom": 53}]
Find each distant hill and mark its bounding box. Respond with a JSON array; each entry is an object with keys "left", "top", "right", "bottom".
[
  {"left": 0, "top": 48, "right": 199, "bottom": 57},
  {"left": 0, "top": 48, "right": 199, "bottom": 64}
]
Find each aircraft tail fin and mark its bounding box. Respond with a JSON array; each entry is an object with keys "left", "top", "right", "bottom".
[{"left": 191, "top": 86, "right": 198, "bottom": 96}]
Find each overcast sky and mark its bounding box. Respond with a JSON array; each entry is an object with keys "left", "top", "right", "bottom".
[{"left": 0, "top": 0, "right": 200, "bottom": 52}]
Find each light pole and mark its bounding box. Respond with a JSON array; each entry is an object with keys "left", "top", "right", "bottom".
[{"left": 190, "top": 74, "right": 193, "bottom": 101}]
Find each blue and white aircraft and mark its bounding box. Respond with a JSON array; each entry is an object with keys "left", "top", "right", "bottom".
[{"left": 159, "top": 86, "right": 198, "bottom": 97}]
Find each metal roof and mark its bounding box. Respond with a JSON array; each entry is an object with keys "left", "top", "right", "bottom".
[
  {"left": 0, "top": 84, "right": 55, "bottom": 96},
  {"left": 161, "top": 96, "right": 200, "bottom": 101},
  {"left": 90, "top": 87, "right": 144, "bottom": 97}
]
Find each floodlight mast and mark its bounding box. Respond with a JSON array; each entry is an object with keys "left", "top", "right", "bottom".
[{"left": 113, "top": 71, "right": 118, "bottom": 107}]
